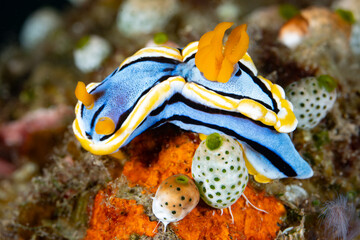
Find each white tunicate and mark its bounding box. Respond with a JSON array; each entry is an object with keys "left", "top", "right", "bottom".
[
  {"left": 20, "top": 8, "right": 61, "bottom": 50},
  {"left": 282, "top": 184, "right": 308, "bottom": 205},
  {"left": 152, "top": 174, "right": 199, "bottom": 232},
  {"left": 350, "top": 21, "right": 360, "bottom": 55},
  {"left": 216, "top": 1, "right": 241, "bottom": 22},
  {"left": 285, "top": 77, "right": 337, "bottom": 130},
  {"left": 278, "top": 26, "right": 306, "bottom": 49},
  {"left": 73, "top": 35, "right": 111, "bottom": 73},
  {"left": 192, "top": 133, "right": 248, "bottom": 209},
  {"left": 116, "top": 0, "right": 179, "bottom": 37}
]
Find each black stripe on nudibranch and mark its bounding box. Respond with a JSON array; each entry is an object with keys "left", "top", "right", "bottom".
[
  {"left": 183, "top": 53, "right": 196, "bottom": 63},
  {"left": 110, "top": 68, "right": 118, "bottom": 77},
  {"left": 237, "top": 61, "right": 255, "bottom": 77},
  {"left": 89, "top": 82, "right": 104, "bottom": 94},
  {"left": 90, "top": 104, "right": 106, "bottom": 129},
  {"left": 150, "top": 114, "right": 297, "bottom": 177},
  {"left": 163, "top": 68, "right": 174, "bottom": 72},
  {"left": 81, "top": 104, "right": 85, "bottom": 118},
  {"left": 89, "top": 70, "right": 119, "bottom": 94},
  {"left": 85, "top": 132, "right": 92, "bottom": 140},
  {"left": 88, "top": 61, "right": 176, "bottom": 97},
  {"left": 119, "top": 57, "right": 181, "bottom": 72},
  {"left": 235, "top": 68, "right": 242, "bottom": 77},
  {"left": 97, "top": 75, "right": 175, "bottom": 141},
  {"left": 237, "top": 62, "right": 279, "bottom": 113},
  {"left": 89, "top": 58, "right": 176, "bottom": 96},
  {"left": 149, "top": 93, "right": 274, "bottom": 131}
]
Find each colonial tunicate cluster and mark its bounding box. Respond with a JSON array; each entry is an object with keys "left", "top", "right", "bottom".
[
  {"left": 285, "top": 76, "right": 337, "bottom": 129},
  {"left": 192, "top": 133, "right": 248, "bottom": 209},
  {"left": 152, "top": 174, "right": 200, "bottom": 231}
]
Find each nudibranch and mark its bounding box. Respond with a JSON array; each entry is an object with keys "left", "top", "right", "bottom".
[{"left": 73, "top": 22, "right": 313, "bottom": 180}]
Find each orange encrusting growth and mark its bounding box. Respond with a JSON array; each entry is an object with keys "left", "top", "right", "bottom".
[
  {"left": 75, "top": 81, "right": 94, "bottom": 109},
  {"left": 85, "top": 130, "right": 286, "bottom": 239},
  {"left": 173, "top": 187, "right": 285, "bottom": 240},
  {"left": 123, "top": 133, "right": 198, "bottom": 193},
  {"left": 85, "top": 189, "right": 157, "bottom": 240},
  {"left": 195, "top": 22, "right": 249, "bottom": 83}
]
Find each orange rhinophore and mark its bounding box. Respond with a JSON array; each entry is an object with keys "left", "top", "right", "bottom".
[{"left": 75, "top": 81, "right": 94, "bottom": 109}]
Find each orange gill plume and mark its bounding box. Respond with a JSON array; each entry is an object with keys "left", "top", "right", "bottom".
[
  {"left": 195, "top": 22, "right": 249, "bottom": 83},
  {"left": 95, "top": 117, "right": 115, "bottom": 135}
]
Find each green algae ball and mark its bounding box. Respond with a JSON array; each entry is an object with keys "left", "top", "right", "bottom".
[
  {"left": 335, "top": 9, "right": 355, "bottom": 25},
  {"left": 206, "top": 133, "right": 222, "bottom": 150},
  {"left": 154, "top": 32, "right": 168, "bottom": 44}
]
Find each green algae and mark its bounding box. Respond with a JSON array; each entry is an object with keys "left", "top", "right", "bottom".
[
  {"left": 205, "top": 133, "right": 222, "bottom": 150},
  {"left": 312, "top": 130, "right": 330, "bottom": 150},
  {"left": 317, "top": 75, "right": 337, "bottom": 93},
  {"left": 335, "top": 9, "right": 356, "bottom": 25},
  {"left": 76, "top": 36, "right": 91, "bottom": 49},
  {"left": 278, "top": 4, "right": 300, "bottom": 20},
  {"left": 153, "top": 33, "right": 168, "bottom": 45}
]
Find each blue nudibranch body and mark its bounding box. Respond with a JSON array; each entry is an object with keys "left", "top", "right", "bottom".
[{"left": 73, "top": 22, "right": 313, "bottom": 180}]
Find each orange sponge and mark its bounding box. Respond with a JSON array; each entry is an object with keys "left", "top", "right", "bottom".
[{"left": 85, "top": 131, "right": 285, "bottom": 239}]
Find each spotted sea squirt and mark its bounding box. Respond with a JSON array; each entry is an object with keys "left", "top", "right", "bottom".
[
  {"left": 152, "top": 174, "right": 200, "bottom": 231},
  {"left": 192, "top": 133, "right": 248, "bottom": 209}
]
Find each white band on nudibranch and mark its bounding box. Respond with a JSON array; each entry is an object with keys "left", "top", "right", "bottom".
[
  {"left": 119, "top": 46, "right": 183, "bottom": 70},
  {"left": 182, "top": 82, "right": 238, "bottom": 111},
  {"left": 239, "top": 53, "right": 258, "bottom": 76},
  {"left": 257, "top": 76, "right": 298, "bottom": 133},
  {"left": 182, "top": 41, "right": 199, "bottom": 62}
]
